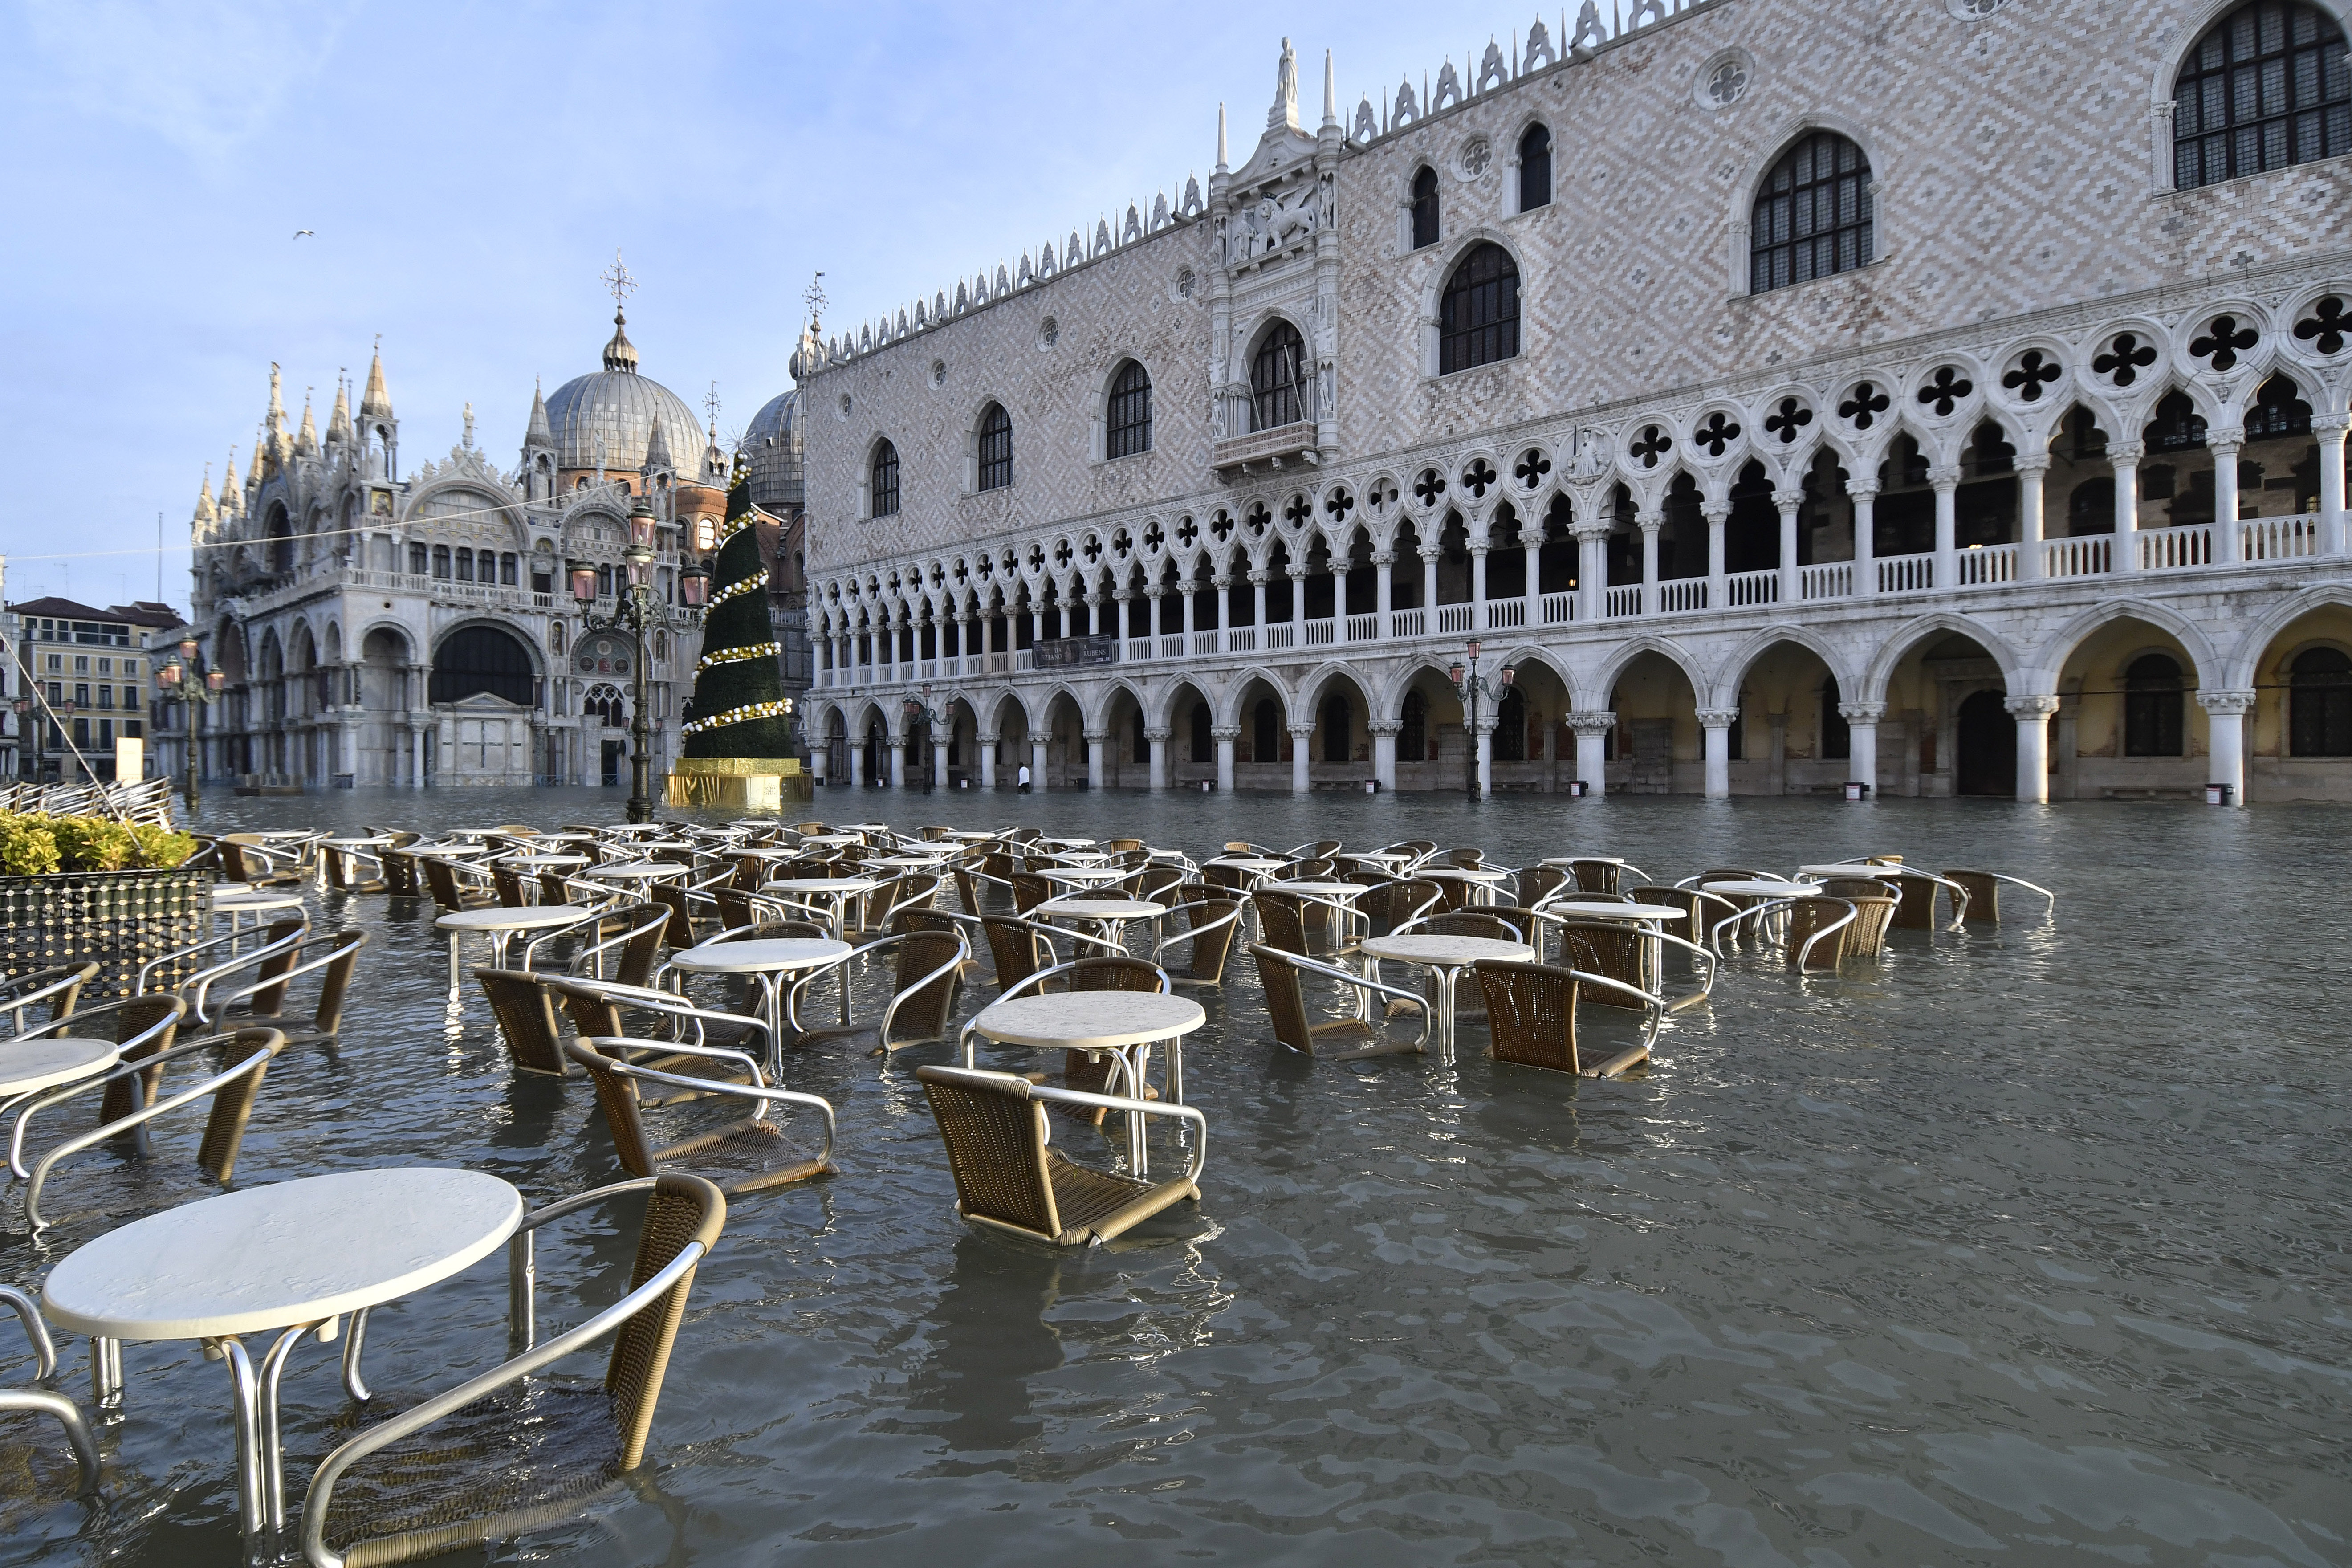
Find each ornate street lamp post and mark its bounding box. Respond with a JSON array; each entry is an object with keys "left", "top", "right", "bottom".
[
  {"left": 570, "top": 496, "right": 710, "bottom": 823},
  {"left": 1447, "top": 638, "right": 1514, "bottom": 800},
  {"left": 902, "top": 684, "right": 943, "bottom": 793},
  {"left": 156, "top": 637, "right": 227, "bottom": 811}
]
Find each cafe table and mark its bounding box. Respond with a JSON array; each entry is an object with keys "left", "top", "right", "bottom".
[
  {"left": 964, "top": 992, "right": 1206, "bottom": 1173},
  {"left": 433, "top": 904, "right": 594, "bottom": 990},
  {"left": 1035, "top": 896, "right": 1163, "bottom": 954},
  {"left": 667, "top": 936, "right": 853, "bottom": 1054},
  {"left": 42, "top": 1168, "right": 523, "bottom": 1539},
  {"left": 1358, "top": 933, "right": 1535, "bottom": 1063}
]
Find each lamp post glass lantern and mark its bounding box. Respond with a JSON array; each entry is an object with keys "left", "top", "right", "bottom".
[
  {"left": 1448, "top": 639, "right": 1514, "bottom": 799},
  {"left": 158, "top": 636, "right": 223, "bottom": 810},
  {"left": 575, "top": 498, "right": 700, "bottom": 822}
]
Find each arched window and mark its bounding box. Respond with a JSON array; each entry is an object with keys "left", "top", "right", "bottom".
[
  {"left": 1440, "top": 243, "right": 1522, "bottom": 374},
  {"left": 870, "top": 439, "right": 901, "bottom": 517},
  {"left": 1518, "top": 124, "right": 1553, "bottom": 210},
  {"left": 584, "top": 682, "right": 624, "bottom": 728},
  {"left": 429, "top": 625, "right": 534, "bottom": 706},
  {"left": 2124, "top": 654, "right": 2185, "bottom": 756},
  {"left": 1409, "top": 166, "right": 1440, "bottom": 249},
  {"left": 1252, "top": 321, "right": 1309, "bottom": 432},
  {"left": 2173, "top": 1, "right": 2350, "bottom": 191},
  {"left": 2291, "top": 646, "right": 2352, "bottom": 754},
  {"left": 500, "top": 552, "right": 518, "bottom": 585},
  {"left": 1107, "top": 361, "right": 1153, "bottom": 458},
  {"left": 2247, "top": 374, "right": 2314, "bottom": 439},
  {"left": 976, "top": 405, "right": 1012, "bottom": 492},
  {"left": 1750, "top": 131, "right": 1874, "bottom": 294}
]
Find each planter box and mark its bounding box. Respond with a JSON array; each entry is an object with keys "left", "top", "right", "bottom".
[{"left": 0, "top": 868, "right": 212, "bottom": 1001}]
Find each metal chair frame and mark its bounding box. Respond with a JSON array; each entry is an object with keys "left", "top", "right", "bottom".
[
  {"left": 1, "top": 963, "right": 97, "bottom": 1038},
  {"left": 1248, "top": 943, "right": 1431, "bottom": 1058},
  {"left": 0, "top": 1283, "right": 100, "bottom": 1493}
]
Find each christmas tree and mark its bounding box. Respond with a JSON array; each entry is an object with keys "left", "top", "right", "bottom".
[{"left": 681, "top": 476, "right": 795, "bottom": 758}]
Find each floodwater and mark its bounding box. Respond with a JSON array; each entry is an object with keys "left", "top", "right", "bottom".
[{"left": 5, "top": 786, "right": 2348, "bottom": 1567}]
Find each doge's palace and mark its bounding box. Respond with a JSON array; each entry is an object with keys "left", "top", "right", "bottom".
[{"left": 800, "top": 0, "right": 2352, "bottom": 805}]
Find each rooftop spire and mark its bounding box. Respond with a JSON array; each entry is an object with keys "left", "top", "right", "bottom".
[
  {"left": 295, "top": 387, "right": 317, "bottom": 456},
  {"left": 1217, "top": 102, "right": 1229, "bottom": 171},
  {"left": 1323, "top": 47, "right": 1338, "bottom": 128},
  {"left": 194, "top": 464, "right": 216, "bottom": 524},
  {"left": 600, "top": 249, "right": 640, "bottom": 373},
  {"left": 359, "top": 337, "right": 393, "bottom": 420},
  {"left": 326, "top": 372, "right": 350, "bottom": 443},
  {"left": 525, "top": 377, "right": 552, "bottom": 444},
  {"left": 220, "top": 447, "right": 242, "bottom": 511}
]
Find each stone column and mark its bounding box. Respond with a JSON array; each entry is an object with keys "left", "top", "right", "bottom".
[
  {"left": 1840, "top": 701, "right": 1885, "bottom": 794},
  {"left": 848, "top": 737, "right": 864, "bottom": 789},
  {"left": 1374, "top": 550, "right": 1394, "bottom": 627},
  {"left": 1522, "top": 529, "right": 1542, "bottom": 627},
  {"left": 1774, "top": 489, "right": 1802, "bottom": 603},
  {"left": 1470, "top": 543, "right": 1489, "bottom": 629},
  {"left": 1637, "top": 509, "right": 1661, "bottom": 616},
  {"left": 889, "top": 735, "right": 907, "bottom": 789},
  {"left": 932, "top": 721, "right": 949, "bottom": 789},
  {"left": 2108, "top": 440, "right": 2143, "bottom": 573},
  {"left": 1145, "top": 725, "right": 1169, "bottom": 790},
  {"left": 2006, "top": 694, "right": 2059, "bottom": 803},
  {"left": 1575, "top": 523, "right": 1611, "bottom": 621},
  {"left": 410, "top": 724, "right": 424, "bottom": 789},
  {"left": 2198, "top": 689, "right": 2255, "bottom": 807},
  {"left": 1210, "top": 575, "right": 1230, "bottom": 645},
  {"left": 1568, "top": 711, "right": 1614, "bottom": 798},
  {"left": 2211, "top": 438, "right": 2244, "bottom": 564},
  {"left": 2016, "top": 456, "right": 2049, "bottom": 580},
  {"left": 1249, "top": 570, "right": 1268, "bottom": 633},
  {"left": 1031, "top": 738, "right": 1049, "bottom": 791},
  {"left": 1213, "top": 724, "right": 1238, "bottom": 792},
  {"left": 978, "top": 731, "right": 997, "bottom": 790},
  {"left": 1369, "top": 718, "right": 1400, "bottom": 791},
  {"left": 1113, "top": 590, "right": 1132, "bottom": 648},
  {"left": 1289, "top": 566, "right": 1306, "bottom": 639},
  {"left": 1704, "top": 503, "right": 1729, "bottom": 604},
  {"left": 1333, "top": 559, "right": 1348, "bottom": 627},
  {"left": 1085, "top": 729, "right": 1107, "bottom": 790},
  {"left": 1930, "top": 466, "right": 1961, "bottom": 587},
  {"left": 1181, "top": 581, "right": 1197, "bottom": 639},
  {"left": 1289, "top": 721, "right": 1314, "bottom": 794},
  {"left": 1420, "top": 547, "right": 1440, "bottom": 623},
  {"left": 1471, "top": 716, "right": 1495, "bottom": 798},
  {"left": 2315, "top": 418, "right": 2348, "bottom": 558},
  {"left": 1698, "top": 709, "right": 1738, "bottom": 799},
  {"left": 1848, "top": 483, "right": 1879, "bottom": 597}
]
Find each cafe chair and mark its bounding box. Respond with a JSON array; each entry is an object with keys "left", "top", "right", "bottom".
[
  {"left": 1938, "top": 870, "right": 2055, "bottom": 925},
  {"left": 960, "top": 956, "right": 1170, "bottom": 1102},
  {"left": 1545, "top": 919, "right": 1718, "bottom": 1012},
  {"left": 218, "top": 833, "right": 307, "bottom": 889},
  {"left": 321, "top": 843, "right": 390, "bottom": 895},
  {"left": 564, "top": 1040, "right": 835, "bottom": 1194},
  {"left": 543, "top": 976, "right": 773, "bottom": 1095},
  {"left": 1150, "top": 895, "right": 1246, "bottom": 990},
  {"left": 916, "top": 1065, "right": 1204, "bottom": 1249},
  {"left": 1628, "top": 887, "right": 1740, "bottom": 950},
  {"left": 1355, "top": 880, "right": 1442, "bottom": 941},
  {"left": 1882, "top": 871, "right": 1970, "bottom": 931},
  {"left": 1813, "top": 884, "right": 1900, "bottom": 957},
  {"left": 0, "top": 1285, "right": 100, "bottom": 1495},
  {"left": 15, "top": 1026, "right": 286, "bottom": 1231},
  {"left": 298, "top": 1174, "right": 727, "bottom": 1568},
  {"left": 0, "top": 963, "right": 97, "bottom": 1039},
  {"left": 1514, "top": 865, "right": 1573, "bottom": 908},
  {"left": 419, "top": 857, "right": 497, "bottom": 914},
  {"left": 141, "top": 917, "right": 309, "bottom": 1005},
  {"left": 3, "top": 995, "right": 185, "bottom": 1152},
  {"left": 203, "top": 927, "right": 368, "bottom": 1049},
  {"left": 1474, "top": 961, "right": 1660, "bottom": 1078},
  {"left": 1719, "top": 897, "right": 1859, "bottom": 973},
  {"left": 1007, "top": 873, "right": 1055, "bottom": 916},
  {"left": 1249, "top": 944, "right": 1428, "bottom": 1061},
  {"left": 796, "top": 929, "right": 968, "bottom": 1057},
  {"left": 523, "top": 902, "right": 667, "bottom": 986}
]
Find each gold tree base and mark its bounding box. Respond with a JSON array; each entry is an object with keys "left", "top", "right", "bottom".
[{"left": 665, "top": 757, "right": 811, "bottom": 809}]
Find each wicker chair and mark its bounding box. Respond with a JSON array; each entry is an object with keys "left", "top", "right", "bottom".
[
  {"left": 299, "top": 1175, "right": 727, "bottom": 1568},
  {"left": 4, "top": 994, "right": 185, "bottom": 1154},
  {"left": 542, "top": 976, "right": 772, "bottom": 1092},
  {"left": 1151, "top": 896, "right": 1246, "bottom": 989},
  {"left": 1355, "top": 880, "right": 1441, "bottom": 940},
  {"left": 16, "top": 1026, "right": 286, "bottom": 1231},
  {"left": 915, "top": 1065, "right": 1204, "bottom": 1248},
  {"left": 1286, "top": 838, "right": 1343, "bottom": 859},
  {"left": 564, "top": 1040, "right": 835, "bottom": 1194},
  {"left": 0, "top": 963, "right": 96, "bottom": 1038},
  {"left": 1474, "top": 961, "right": 1658, "bottom": 1078},
  {"left": 531, "top": 902, "right": 669, "bottom": 986},
  {"left": 1252, "top": 889, "right": 1312, "bottom": 955},
  {"left": 794, "top": 929, "right": 968, "bottom": 1056},
  {"left": 1939, "top": 869, "right": 2054, "bottom": 925},
  {"left": 1628, "top": 886, "right": 1741, "bottom": 950},
  {"left": 219, "top": 834, "right": 307, "bottom": 888},
  {"left": 1546, "top": 919, "right": 1717, "bottom": 1012},
  {"left": 1250, "top": 944, "right": 1428, "bottom": 1061},
  {"left": 420, "top": 857, "right": 497, "bottom": 913},
  {"left": 473, "top": 968, "right": 574, "bottom": 1076},
  {"left": 321, "top": 843, "right": 390, "bottom": 894},
  {"left": 1781, "top": 897, "right": 1860, "bottom": 972},
  {"left": 1514, "top": 865, "right": 1572, "bottom": 908},
  {"left": 220, "top": 928, "right": 368, "bottom": 1050},
  {"left": 0, "top": 1286, "right": 99, "bottom": 1495},
  {"left": 1008, "top": 873, "right": 1054, "bottom": 916},
  {"left": 1839, "top": 893, "right": 1899, "bottom": 957}
]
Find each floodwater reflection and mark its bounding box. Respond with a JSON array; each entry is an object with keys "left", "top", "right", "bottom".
[{"left": 4, "top": 786, "right": 2346, "bottom": 1565}]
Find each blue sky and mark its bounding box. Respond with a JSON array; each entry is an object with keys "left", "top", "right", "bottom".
[{"left": 0, "top": 0, "right": 1539, "bottom": 613}]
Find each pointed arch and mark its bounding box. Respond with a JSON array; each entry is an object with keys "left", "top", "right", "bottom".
[
  {"left": 2221, "top": 584, "right": 2352, "bottom": 688},
  {"left": 1584, "top": 632, "right": 1709, "bottom": 709},
  {"left": 2032, "top": 598, "right": 2223, "bottom": 687},
  {"left": 1861, "top": 612, "right": 2026, "bottom": 704},
  {"left": 1709, "top": 624, "right": 1856, "bottom": 709}
]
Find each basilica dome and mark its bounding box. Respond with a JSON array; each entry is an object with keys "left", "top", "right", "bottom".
[
  {"left": 742, "top": 388, "right": 802, "bottom": 509},
  {"left": 543, "top": 311, "right": 705, "bottom": 475}
]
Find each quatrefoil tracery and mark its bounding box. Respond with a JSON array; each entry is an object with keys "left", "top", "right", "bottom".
[
  {"left": 1762, "top": 397, "right": 1813, "bottom": 444},
  {"left": 1917, "top": 365, "right": 1974, "bottom": 417},
  {"left": 1693, "top": 410, "right": 1741, "bottom": 458},
  {"left": 2189, "top": 314, "right": 2258, "bottom": 372},
  {"left": 2092, "top": 333, "right": 2158, "bottom": 387}
]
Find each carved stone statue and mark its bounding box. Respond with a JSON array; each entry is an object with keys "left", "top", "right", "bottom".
[{"left": 1270, "top": 37, "right": 1299, "bottom": 129}]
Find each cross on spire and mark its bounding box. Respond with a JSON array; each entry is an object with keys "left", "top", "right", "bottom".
[
  {"left": 602, "top": 249, "right": 638, "bottom": 314},
  {"left": 704, "top": 381, "right": 722, "bottom": 428},
  {"left": 804, "top": 272, "right": 827, "bottom": 332}
]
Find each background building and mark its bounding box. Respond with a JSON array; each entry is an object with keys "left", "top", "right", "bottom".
[
  {"left": 2, "top": 597, "right": 183, "bottom": 782},
  {"left": 797, "top": 0, "right": 2352, "bottom": 804}
]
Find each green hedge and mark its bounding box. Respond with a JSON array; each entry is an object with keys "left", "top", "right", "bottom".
[{"left": 0, "top": 812, "right": 198, "bottom": 876}]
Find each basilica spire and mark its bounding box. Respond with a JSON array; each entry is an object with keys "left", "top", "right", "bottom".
[
  {"left": 326, "top": 373, "right": 351, "bottom": 445},
  {"left": 359, "top": 340, "right": 393, "bottom": 421},
  {"left": 526, "top": 377, "right": 552, "bottom": 445},
  {"left": 295, "top": 387, "right": 318, "bottom": 456},
  {"left": 194, "top": 464, "right": 216, "bottom": 526}
]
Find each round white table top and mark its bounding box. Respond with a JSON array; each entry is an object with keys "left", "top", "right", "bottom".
[
  {"left": 1541, "top": 855, "right": 1630, "bottom": 867},
  {"left": 670, "top": 937, "right": 852, "bottom": 974},
  {"left": 1798, "top": 863, "right": 1919, "bottom": 879},
  {"left": 601, "top": 823, "right": 671, "bottom": 835},
  {"left": 795, "top": 835, "right": 861, "bottom": 847},
  {"left": 1420, "top": 866, "right": 1510, "bottom": 882},
  {"left": 627, "top": 839, "right": 693, "bottom": 853},
  {"left": 537, "top": 832, "right": 599, "bottom": 844},
  {"left": 1039, "top": 867, "right": 1123, "bottom": 885},
  {"left": 215, "top": 888, "right": 305, "bottom": 911},
  {"left": 1360, "top": 934, "right": 1536, "bottom": 966},
  {"left": 1267, "top": 881, "right": 1365, "bottom": 899},
  {"left": 43, "top": 1168, "right": 523, "bottom": 1341},
  {"left": 505, "top": 854, "right": 589, "bottom": 869},
  {"left": 1035, "top": 836, "right": 1096, "bottom": 849},
  {"left": 586, "top": 861, "right": 685, "bottom": 880},
  {"left": 946, "top": 830, "right": 997, "bottom": 841},
  {"left": 404, "top": 842, "right": 490, "bottom": 858},
  {"left": 1040, "top": 849, "right": 1110, "bottom": 865},
  {"left": 0, "top": 1038, "right": 120, "bottom": 1097},
  {"left": 1206, "top": 856, "right": 1284, "bottom": 872},
  {"left": 973, "top": 992, "right": 1205, "bottom": 1051},
  {"left": 1701, "top": 879, "right": 1814, "bottom": 899},
  {"left": 320, "top": 836, "right": 393, "bottom": 849},
  {"left": 434, "top": 904, "right": 594, "bottom": 933},
  {"left": 1038, "top": 898, "right": 1161, "bottom": 920},
  {"left": 1546, "top": 901, "right": 1684, "bottom": 921},
  {"left": 765, "top": 876, "right": 881, "bottom": 895}
]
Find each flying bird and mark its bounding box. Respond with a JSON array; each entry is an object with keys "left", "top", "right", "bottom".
[{"left": 293, "top": 229, "right": 315, "bottom": 239}]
